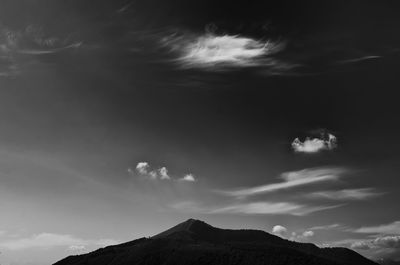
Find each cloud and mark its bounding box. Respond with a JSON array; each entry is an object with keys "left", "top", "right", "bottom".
[
  {"left": 292, "top": 133, "right": 337, "bottom": 153},
  {"left": 351, "top": 241, "right": 372, "bottom": 250},
  {"left": 136, "top": 162, "right": 150, "bottom": 175},
  {"left": 0, "top": 233, "right": 118, "bottom": 251},
  {"left": 133, "top": 162, "right": 194, "bottom": 182},
  {"left": 208, "top": 201, "right": 342, "bottom": 216},
  {"left": 158, "top": 167, "right": 170, "bottom": 180},
  {"left": 161, "top": 31, "right": 289, "bottom": 71},
  {"left": 337, "top": 55, "right": 381, "bottom": 64},
  {"left": 350, "top": 236, "right": 400, "bottom": 251},
  {"left": 272, "top": 225, "right": 288, "bottom": 237},
  {"left": 68, "top": 245, "right": 86, "bottom": 252},
  {"left": 354, "top": 221, "right": 400, "bottom": 235},
  {"left": 308, "top": 223, "right": 343, "bottom": 230},
  {"left": 302, "top": 230, "right": 315, "bottom": 237},
  {"left": 218, "top": 167, "right": 345, "bottom": 198},
  {"left": 180, "top": 174, "right": 196, "bottom": 182},
  {"left": 307, "top": 188, "right": 383, "bottom": 200}
]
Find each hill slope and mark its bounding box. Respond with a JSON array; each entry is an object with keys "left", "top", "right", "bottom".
[{"left": 54, "top": 219, "right": 378, "bottom": 265}]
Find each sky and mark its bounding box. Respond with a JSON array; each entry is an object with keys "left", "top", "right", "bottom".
[{"left": 0, "top": 0, "right": 400, "bottom": 264}]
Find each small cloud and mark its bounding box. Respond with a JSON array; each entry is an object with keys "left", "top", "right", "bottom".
[
  {"left": 354, "top": 221, "right": 400, "bottom": 235},
  {"left": 218, "top": 167, "right": 345, "bottom": 198},
  {"left": 292, "top": 132, "right": 337, "bottom": 153},
  {"left": 136, "top": 162, "right": 149, "bottom": 175},
  {"left": 133, "top": 162, "right": 193, "bottom": 181},
  {"left": 351, "top": 241, "right": 372, "bottom": 250},
  {"left": 302, "top": 230, "right": 314, "bottom": 238},
  {"left": 158, "top": 167, "right": 170, "bottom": 180},
  {"left": 148, "top": 170, "right": 158, "bottom": 180},
  {"left": 68, "top": 245, "right": 86, "bottom": 252},
  {"left": 307, "top": 188, "right": 383, "bottom": 201},
  {"left": 272, "top": 225, "right": 288, "bottom": 237},
  {"left": 180, "top": 174, "right": 196, "bottom": 182}
]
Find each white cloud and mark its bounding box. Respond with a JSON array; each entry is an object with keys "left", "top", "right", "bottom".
[
  {"left": 208, "top": 201, "right": 342, "bottom": 216},
  {"left": 350, "top": 236, "right": 400, "bottom": 250},
  {"left": 0, "top": 233, "right": 118, "bottom": 251},
  {"left": 68, "top": 245, "right": 86, "bottom": 252},
  {"left": 161, "top": 32, "right": 286, "bottom": 70},
  {"left": 351, "top": 241, "right": 372, "bottom": 250},
  {"left": 180, "top": 174, "right": 196, "bottom": 182},
  {"left": 292, "top": 133, "right": 337, "bottom": 153},
  {"left": 272, "top": 225, "right": 288, "bottom": 237},
  {"left": 219, "top": 167, "right": 345, "bottom": 198},
  {"left": 308, "top": 223, "right": 343, "bottom": 230},
  {"left": 308, "top": 188, "right": 382, "bottom": 200},
  {"left": 354, "top": 221, "right": 400, "bottom": 235},
  {"left": 158, "top": 167, "right": 170, "bottom": 180},
  {"left": 136, "top": 162, "right": 149, "bottom": 175},
  {"left": 302, "top": 230, "right": 314, "bottom": 237}
]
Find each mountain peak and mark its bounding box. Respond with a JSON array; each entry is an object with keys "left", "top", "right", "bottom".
[{"left": 153, "top": 218, "right": 214, "bottom": 239}]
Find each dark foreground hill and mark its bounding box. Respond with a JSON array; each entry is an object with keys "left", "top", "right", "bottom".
[{"left": 54, "top": 219, "right": 378, "bottom": 265}]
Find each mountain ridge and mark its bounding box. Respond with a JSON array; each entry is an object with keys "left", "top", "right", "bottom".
[{"left": 54, "top": 218, "right": 378, "bottom": 265}]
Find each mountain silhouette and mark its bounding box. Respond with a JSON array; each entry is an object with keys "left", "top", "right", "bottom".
[{"left": 54, "top": 219, "right": 378, "bottom": 265}]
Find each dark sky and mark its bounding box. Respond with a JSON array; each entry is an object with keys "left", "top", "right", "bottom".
[{"left": 0, "top": 1, "right": 400, "bottom": 264}]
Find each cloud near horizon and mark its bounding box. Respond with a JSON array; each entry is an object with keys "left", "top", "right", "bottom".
[
  {"left": 272, "top": 225, "right": 288, "bottom": 237},
  {"left": 0, "top": 233, "right": 118, "bottom": 251}
]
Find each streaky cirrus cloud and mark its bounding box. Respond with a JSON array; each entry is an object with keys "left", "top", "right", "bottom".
[
  {"left": 208, "top": 201, "right": 342, "bottom": 216},
  {"left": 308, "top": 223, "right": 343, "bottom": 230},
  {"left": 354, "top": 221, "right": 400, "bottom": 235},
  {"left": 169, "top": 201, "right": 342, "bottom": 216},
  {"left": 0, "top": 233, "right": 118, "bottom": 251},
  {"left": 218, "top": 167, "right": 346, "bottom": 198},
  {"left": 292, "top": 133, "right": 337, "bottom": 153},
  {"left": 307, "top": 188, "right": 383, "bottom": 200},
  {"left": 161, "top": 31, "right": 290, "bottom": 71}
]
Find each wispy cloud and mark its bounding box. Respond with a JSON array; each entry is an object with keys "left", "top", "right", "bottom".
[
  {"left": 337, "top": 55, "right": 382, "bottom": 64},
  {"left": 0, "top": 233, "right": 118, "bottom": 251},
  {"left": 354, "top": 221, "right": 400, "bottom": 235},
  {"left": 171, "top": 201, "right": 342, "bottom": 216},
  {"left": 218, "top": 167, "right": 345, "bottom": 198},
  {"left": 307, "top": 188, "right": 383, "bottom": 200},
  {"left": 161, "top": 31, "right": 292, "bottom": 72},
  {"left": 308, "top": 223, "right": 343, "bottom": 231},
  {"left": 292, "top": 133, "right": 337, "bottom": 153},
  {"left": 209, "top": 202, "right": 342, "bottom": 216}
]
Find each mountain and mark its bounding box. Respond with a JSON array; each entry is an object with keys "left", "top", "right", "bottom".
[{"left": 54, "top": 219, "right": 378, "bottom": 265}]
